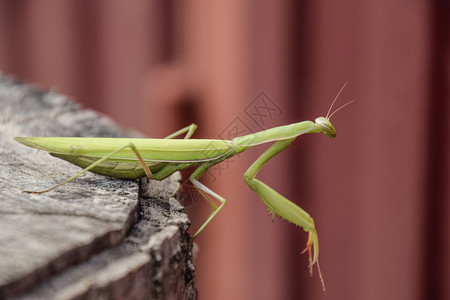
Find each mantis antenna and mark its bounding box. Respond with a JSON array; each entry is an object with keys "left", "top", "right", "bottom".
[
  {"left": 328, "top": 99, "right": 356, "bottom": 120},
  {"left": 326, "top": 81, "right": 356, "bottom": 120}
]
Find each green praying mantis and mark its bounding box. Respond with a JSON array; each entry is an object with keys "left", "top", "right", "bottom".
[{"left": 14, "top": 84, "right": 354, "bottom": 294}]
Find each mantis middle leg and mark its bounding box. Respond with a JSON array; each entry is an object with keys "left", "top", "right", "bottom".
[
  {"left": 188, "top": 161, "right": 227, "bottom": 238},
  {"left": 163, "top": 124, "right": 228, "bottom": 237}
]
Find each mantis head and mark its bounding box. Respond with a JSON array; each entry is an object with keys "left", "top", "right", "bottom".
[
  {"left": 317, "top": 82, "right": 355, "bottom": 138},
  {"left": 315, "top": 117, "right": 336, "bottom": 138}
]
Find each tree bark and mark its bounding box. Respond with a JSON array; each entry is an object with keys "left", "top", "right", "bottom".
[{"left": 0, "top": 73, "right": 197, "bottom": 300}]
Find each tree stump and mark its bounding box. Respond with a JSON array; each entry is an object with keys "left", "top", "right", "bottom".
[{"left": 0, "top": 73, "right": 198, "bottom": 300}]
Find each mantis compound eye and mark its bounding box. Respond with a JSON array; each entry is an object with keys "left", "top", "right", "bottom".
[{"left": 315, "top": 117, "right": 336, "bottom": 138}]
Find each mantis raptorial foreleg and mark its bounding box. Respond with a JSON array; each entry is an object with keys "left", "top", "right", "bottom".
[{"left": 243, "top": 138, "right": 326, "bottom": 292}]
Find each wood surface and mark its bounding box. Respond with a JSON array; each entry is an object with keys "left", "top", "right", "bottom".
[{"left": 0, "top": 74, "right": 197, "bottom": 300}]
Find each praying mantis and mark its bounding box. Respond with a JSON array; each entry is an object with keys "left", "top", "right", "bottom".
[{"left": 14, "top": 84, "right": 353, "bottom": 294}]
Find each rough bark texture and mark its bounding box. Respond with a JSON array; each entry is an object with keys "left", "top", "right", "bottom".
[{"left": 0, "top": 73, "right": 198, "bottom": 300}]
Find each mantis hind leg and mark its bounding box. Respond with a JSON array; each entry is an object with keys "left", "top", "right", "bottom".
[
  {"left": 243, "top": 138, "right": 325, "bottom": 293},
  {"left": 23, "top": 143, "right": 153, "bottom": 194},
  {"left": 164, "top": 123, "right": 197, "bottom": 139}
]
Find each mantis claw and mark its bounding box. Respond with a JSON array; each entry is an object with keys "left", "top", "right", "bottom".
[
  {"left": 301, "top": 231, "right": 326, "bottom": 295},
  {"left": 301, "top": 231, "right": 315, "bottom": 276},
  {"left": 23, "top": 187, "right": 57, "bottom": 194},
  {"left": 23, "top": 190, "right": 41, "bottom": 194}
]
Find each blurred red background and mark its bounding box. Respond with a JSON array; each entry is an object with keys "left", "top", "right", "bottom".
[{"left": 1, "top": 1, "right": 448, "bottom": 299}]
